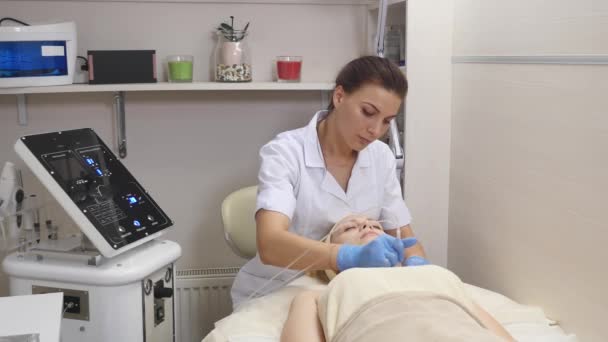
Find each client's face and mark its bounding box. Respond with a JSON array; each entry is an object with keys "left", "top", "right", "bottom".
[{"left": 330, "top": 214, "right": 384, "bottom": 245}]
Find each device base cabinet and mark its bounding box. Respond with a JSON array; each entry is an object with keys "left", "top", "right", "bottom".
[{"left": 5, "top": 256, "right": 177, "bottom": 342}]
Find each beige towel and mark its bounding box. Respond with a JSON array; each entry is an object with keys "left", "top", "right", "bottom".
[
  {"left": 318, "top": 265, "right": 497, "bottom": 342},
  {"left": 330, "top": 292, "right": 504, "bottom": 342}
]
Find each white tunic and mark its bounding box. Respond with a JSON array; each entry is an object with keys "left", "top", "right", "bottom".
[{"left": 231, "top": 110, "right": 412, "bottom": 308}]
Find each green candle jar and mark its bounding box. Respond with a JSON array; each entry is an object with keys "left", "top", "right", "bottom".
[{"left": 167, "top": 55, "right": 193, "bottom": 82}]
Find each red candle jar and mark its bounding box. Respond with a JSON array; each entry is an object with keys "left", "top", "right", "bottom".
[{"left": 276, "top": 56, "right": 303, "bottom": 82}]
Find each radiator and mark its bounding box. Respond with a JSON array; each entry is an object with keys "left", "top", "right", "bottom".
[{"left": 175, "top": 267, "right": 240, "bottom": 342}]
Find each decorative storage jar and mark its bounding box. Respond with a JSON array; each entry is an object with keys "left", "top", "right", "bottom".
[{"left": 214, "top": 30, "right": 251, "bottom": 82}]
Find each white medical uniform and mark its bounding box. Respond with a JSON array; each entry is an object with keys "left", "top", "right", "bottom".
[{"left": 231, "top": 110, "right": 412, "bottom": 308}]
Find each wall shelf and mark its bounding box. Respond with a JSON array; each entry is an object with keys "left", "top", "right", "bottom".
[
  {"left": 0, "top": 82, "right": 335, "bottom": 95},
  {"left": 16, "top": 0, "right": 375, "bottom": 4}
]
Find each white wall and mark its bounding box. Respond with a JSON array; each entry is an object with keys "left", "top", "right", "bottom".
[
  {"left": 404, "top": 0, "right": 454, "bottom": 267},
  {"left": 453, "top": 0, "right": 606, "bottom": 55},
  {"left": 450, "top": 1, "right": 608, "bottom": 341},
  {"left": 0, "top": 1, "right": 369, "bottom": 295}
]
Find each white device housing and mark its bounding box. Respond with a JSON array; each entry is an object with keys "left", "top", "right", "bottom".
[
  {"left": 3, "top": 239, "right": 181, "bottom": 342},
  {"left": 14, "top": 138, "right": 166, "bottom": 258},
  {"left": 0, "top": 21, "right": 77, "bottom": 87}
]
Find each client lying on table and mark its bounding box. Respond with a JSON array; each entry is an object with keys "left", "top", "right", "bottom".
[{"left": 281, "top": 214, "right": 516, "bottom": 342}]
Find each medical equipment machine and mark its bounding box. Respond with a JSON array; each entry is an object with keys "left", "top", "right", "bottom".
[
  {"left": 2, "top": 128, "right": 181, "bottom": 342},
  {"left": 0, "top": 21, "right": 77, "bottom": 87},
  {"left": 0, "top": 161, "right": 25, "bottom": 244}
]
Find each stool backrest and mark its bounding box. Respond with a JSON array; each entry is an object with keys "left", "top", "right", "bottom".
[{"left": 221, "top": 186, "right": 258, "bottom": 259}]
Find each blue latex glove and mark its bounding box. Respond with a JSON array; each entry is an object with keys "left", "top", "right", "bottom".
[
  {"left": 337, "top": 235, "right": 417, "bottom": 271},
  {"left": 404, "top": 255, "right": 430, "bottom": 267},
  {"left": 401, "top": 237, "right": 418, "bottom": 249}
]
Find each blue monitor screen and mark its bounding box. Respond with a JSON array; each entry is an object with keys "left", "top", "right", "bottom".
[{"left": 0, "top": 41, "right": 68, "bottom": 78}]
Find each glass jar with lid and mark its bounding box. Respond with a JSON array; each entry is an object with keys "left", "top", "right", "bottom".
[{"left": 214, "top": 30, "right": 252, "bottom": 82}]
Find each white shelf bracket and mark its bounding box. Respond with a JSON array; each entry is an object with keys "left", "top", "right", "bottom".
[
  {"left": 16, "top": 94, "right": 28, "bottom": 126},
  {"left": 113, "top": 91, "right": 127, "bottom": 159}
]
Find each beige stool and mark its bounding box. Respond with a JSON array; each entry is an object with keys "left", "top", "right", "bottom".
[{"left": 221, "top": 186, "right": 258, "bottom": 259}]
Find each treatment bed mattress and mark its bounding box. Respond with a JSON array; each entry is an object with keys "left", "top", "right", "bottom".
[{"left": 202, "top": 267, "right": 578, "bottom": 342}]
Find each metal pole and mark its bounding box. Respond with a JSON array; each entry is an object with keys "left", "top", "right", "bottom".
[{"left": 114, "top": 91, "right": 127, "bottom": 158}]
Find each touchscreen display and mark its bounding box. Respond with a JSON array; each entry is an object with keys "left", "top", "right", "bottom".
[
  {"left": 24, "top": 128, "right": 173, "bottom": 252},
  {"left": 47, "top": 153, "right": 88, "bottom": 183}
]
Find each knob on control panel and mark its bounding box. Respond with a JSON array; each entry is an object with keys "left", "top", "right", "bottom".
[
  {"left": 69, "top": 182, "right": 89, "bottom": 203},
  {"left": 154, "top": 286, "right": 173, "bottom": 299}
]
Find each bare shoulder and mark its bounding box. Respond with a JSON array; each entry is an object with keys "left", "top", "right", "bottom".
[{"left": 294, "top": 289, "right": 322, "bottom": 301}]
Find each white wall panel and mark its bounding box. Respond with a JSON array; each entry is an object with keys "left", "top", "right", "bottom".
[
  {"left": 449, "top": 63, "right": 608, "bottom": 342},
  {"left": 454, "top": 0, "right": 608, "bottom": 56},
  {"left": 404, "top": 0, "right": 454, "bottom": 267}
]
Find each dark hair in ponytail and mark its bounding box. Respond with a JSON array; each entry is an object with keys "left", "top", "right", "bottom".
[{"left": 328, "top": 56, "right": 407, "bottom": 110}]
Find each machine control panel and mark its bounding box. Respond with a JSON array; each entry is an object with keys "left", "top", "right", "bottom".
[{"left": 20, "top": 128, "right": 172, "bottom": 250}]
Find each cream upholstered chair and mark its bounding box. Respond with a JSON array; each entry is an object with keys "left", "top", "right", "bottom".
[{"left": 221, "top": 186, "right": 258, "bottom": 259}]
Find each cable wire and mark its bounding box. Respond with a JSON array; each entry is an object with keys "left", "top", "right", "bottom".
[{"left": 0, "top": 17, "right": 30, "bottom": 26}]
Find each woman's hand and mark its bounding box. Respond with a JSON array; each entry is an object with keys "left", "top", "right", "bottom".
[{"left": 337, "top": 235, "right": 417, "bottom": 270}]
